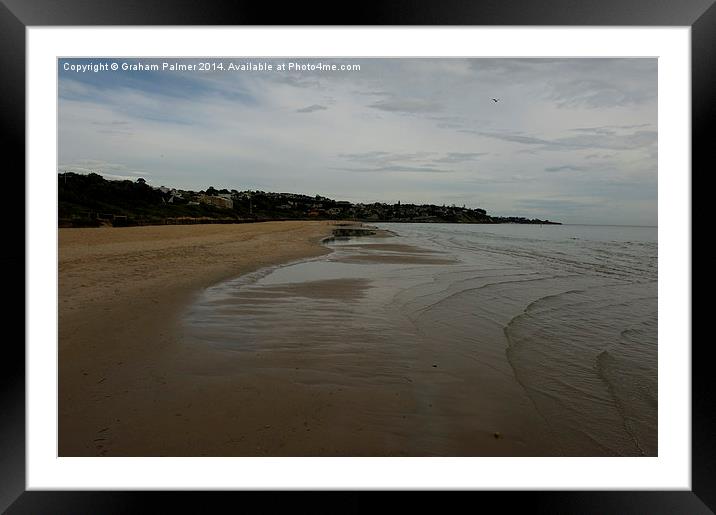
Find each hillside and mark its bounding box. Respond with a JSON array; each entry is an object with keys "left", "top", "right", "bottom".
[{"left": 58, "top": 172, "right": 560, "bottom": 227}]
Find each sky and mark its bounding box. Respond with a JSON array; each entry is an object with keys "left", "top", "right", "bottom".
[{"left": 58, "top": 58, "right": 657, "bottom": 225}]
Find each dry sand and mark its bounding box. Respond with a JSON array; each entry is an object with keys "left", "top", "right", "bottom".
[{"left": 59, "top": 220, "right": 337, "bottom": 456}]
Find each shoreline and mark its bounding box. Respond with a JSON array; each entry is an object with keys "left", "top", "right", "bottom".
[{"left": 59, "top": 220, "right": 338, "bottom": 456}]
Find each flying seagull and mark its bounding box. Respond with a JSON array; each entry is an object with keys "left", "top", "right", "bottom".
[{"left": 491, "top": 98, "right": 500, "bottom": 102}]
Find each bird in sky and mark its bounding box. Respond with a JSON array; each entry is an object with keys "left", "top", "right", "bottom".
[{"left": 491, "top": 98, "right": 501, "bottom": 103}]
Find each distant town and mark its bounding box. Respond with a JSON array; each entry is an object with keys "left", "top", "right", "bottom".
[{"left": 58, "top": 172, "right": 560, "bottom": 227}]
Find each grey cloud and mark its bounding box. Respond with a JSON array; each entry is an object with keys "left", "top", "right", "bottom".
[
  {"left": 91, "top": 120, "right": 134, "bottom": 134},
  {"left": 336, "top": 151, "right": 463, "bottom": 174},
  {"left": 269, "top": 74, "right": 323, "bottom": 89},
  {"left": 437, "top": 122, "right": 463, "bottom": 129},
  {"left": 558, "top": 130, "right": 657, "bottom": 150},
  {"left": 571, "top": 127, "right": 617, "bottom": 135},
  {"left": 434, "top": 152, "right": 488, "bottom": 163},
  {"left": 468, "top": 58, "right": 656, "bottom": 110},
  {"left": 97, "top": 129, "right": 134, "bottom": 135},
  {"left": 353, "top": 90, "right": 391, "bottom": 96},
  {"left": 549, "top": 79, "right": 654, "bottom": 109},
  {"left": 296, "top": 104, "right": 328, "bottom": 113},
  {"left": 338, "top": 151, "right": 393, "bottom": 161},
  {"left": 544, "top": 165, "right": 588, "bottom": 173},
  {"left": 338, "top": 151, "right": 435, "bottom": 164},
  {"left": 336, "top": 165, "right": 453, "bottom": 174},
  {"left": 429, "top": 115, "right": 486, "bottom": 131},
  {"left": 516, "top": 197, "right": 602, "bottom": 212},
  {"left": 338, "top": 150, "right": 484, "bottom": 169},
  {"left": 367, "top": 98, "right": 442, "bottom": 113},
  {"left": 59, "top": 160, "right": 147, "bottom": 177},
  {"left": 572, "top": 123, "right": 651, "bottom": 133},
  {"left": 468, "top": 131, "right": 551, "bottom": 145},
  {"left": 476, "top": 129, "right": 656, "bottom": 151},
  {"left": 428, "top": 115, "right": 469, "bottom": 123},
  {"left": 91, "top": 120, "right": 131, "bottom": 126}
]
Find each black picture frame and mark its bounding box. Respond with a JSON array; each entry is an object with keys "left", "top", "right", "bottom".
[{"left": 3, "top": 1, "right": 711, "bottom": 512}]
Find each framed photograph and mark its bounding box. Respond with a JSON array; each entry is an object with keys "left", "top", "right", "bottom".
[{"left": 4, "top": 0, "right": 711, "bottom": 512}]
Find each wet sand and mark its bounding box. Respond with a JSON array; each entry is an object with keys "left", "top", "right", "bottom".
[
  {"left": 332, "top": 254, "right": 458, "bottom": 265},
  {"left": 179, "top": 233, "right": 559, "bottom": 456}
]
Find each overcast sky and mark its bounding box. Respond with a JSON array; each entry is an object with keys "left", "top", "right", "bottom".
[{"left": 58, "top": 58, "right": 657, "bottom": 225}]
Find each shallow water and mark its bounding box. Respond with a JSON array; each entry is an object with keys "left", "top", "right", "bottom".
[{"left": 183, "top": 223, "right": 657, "bottom": 456}]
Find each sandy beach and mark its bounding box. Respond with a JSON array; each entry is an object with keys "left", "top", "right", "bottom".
[
  {"left": 60, "top": 220, "right": 656, "bottom": 457},
  {"left": 59, "top": 221, "right": 337, "bottom": 456}
]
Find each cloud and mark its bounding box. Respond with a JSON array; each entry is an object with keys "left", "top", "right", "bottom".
[
  {"left": 296, "top": 104, "right": 328, "bottom": 113},
  {"left": 571, "top": 123, "right": 651, "bottom": 133},
  {"left": 96, "top": 129, "right": 134, "bottom": 135},
  {"left": 434, "top": 152, "right": 488, "bottom": 163},
  {"left": 467, "top": 58, "right": 656, "bottom": 110},
  {"left": 544, "top": 165, "right": 588, "bottom": 173},
  {"left": 367, "top": 98, "right": 442, "bottom": 113},
  {"left": 58, "top": 160, "right": 149, "bottom": 180},
  {"left": 516, "top": 197, "right": 603, "bottom": 212},
  {"left": 269, "top": 74, "right": 323, "bottom": 89},
  {"left": 91, "top": 120, "right": 131, "bottom": 126},
  {"left": 335, "top": 151, "right": 462, "bottom": 174},
  {"left": 89, "top": 120, "right": 135, "bottom": 135},
  {"left": 338, "top": 151, "right": 433, "bottom": 163},
  {"left": 337, "top": 150, "right": 486, "bottom": 171},
  {"left": 353, "top": 90, "right": 391, "bottom": 96},
  {"left": 549, "top": 79, "right": 654, "bottom": 109},
  {"left": 558, "top": 130, "right": 657, "bottom": 151},
  {"left": 474, "top": 129, "right": 656, "bottom": 151},
  {"left": 466, "top": 131, "right": 550, "bottom": 145},
  {"left": 336, "top": 165, "right": 453, "bottom": 174}
]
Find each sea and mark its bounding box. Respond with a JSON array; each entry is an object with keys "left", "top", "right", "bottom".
[{"left": 182, "top": 223, "right": 657, "bottom": 456}]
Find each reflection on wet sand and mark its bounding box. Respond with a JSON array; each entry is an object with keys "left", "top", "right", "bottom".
[
  {"left": 182, "top": 223, "right": 657, "bottom": 456},
  {"left": 332, "top": 254, "right": 459, "bottom": 265}
]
